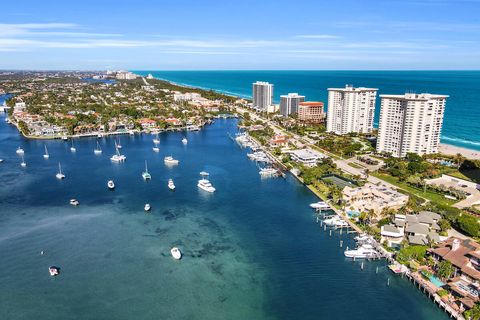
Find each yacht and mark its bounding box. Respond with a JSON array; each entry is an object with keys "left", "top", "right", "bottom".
[
  {"left": 344, "top": 244, "right": 379, "bottom": 259},
  {"left": 309, "top": 201, "right": 330, "bottom": 210},
  {"left": 94, "top": 141, "right": 102, "bottom": 155},
  {"left": 43, "top": 145, "right": 50, "bottom": 159},
  {"left": 323, "top": 216, "right": 343, "bottom": 227},
  {"left": 144, "top": 203, "right": 151, "bottom": 212},
  {"left": 56, "top": 163, "right": 65, "bottom": 179},
  {"left": 168, "top": 179, "right": 175, "bottom": 190},
  {"left": 198, "top": 171, "right": 215, "bottom": 193},
  {"left": 259, "top": 167, "right": 278, "bottom": 177},
  {"left": 164, "top": 156, "right": 179, "bottom": 165},
  {"left": 182, "top": 137, "right": 188, "bottom": 145},
  {"left": 49, "top": 266, "right": 60, "bottom": 276},
  {"left": 116, "top": 138, "right": 122, "bottom": 149},
  {"left": 0, "top": 159, "right": 4, "bottom": 163},
  {"left": 97, "top": 133, "right": 102, "bottom": 138},
  {"left": 110, "top": 145, "right": 126, "bottom": 163},
  {"left": 354, "top": 234, "right": 371, "bottom": 243},
  {"left": 62, "top": 136, "right": 68, "bottom": 141},
  {"left": 107, "top": 180, "right": 115, "bottom": 190},
  {"left": 70, "top": 140, "right": 76, "bottom": 152},
  {"left": 20, "top": 155, "right": 26, "bottom": 167},
  {"left": 70, "top": 199, "right": 79, "bottom": 206},
  {"left": 153, "top": 134, "right": 160, "bottom": 144},
  {"left": 142, "top": 160, "right": 152, "bottom": 180},
  {"left": 16, "top": 147, "right": 24, "bottom": 155},
  {"left": 171, "top": 247, "right": 182, "bottom": 260}
]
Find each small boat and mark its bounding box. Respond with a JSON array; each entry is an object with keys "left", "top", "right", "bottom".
[
  {"left": 164, "top": 156, "right": 179, "bottom": 165},
  {"left": 62, "top": 136, "right": 68, "bottom": 141},
  {"left": 310, "top": 201, "right": 330, "bottom": 209},
  {"left": 354, "top": 234, "right": 371, "bottom": 243},
  {"left": 182, "top": 137, "right": 188, "bottom": 145},
  {"left": 107, "top": 180, "right": 115, "bottom": 190},
  {"left": 70, "top": 199, "right": 79, "bottom": 206},
  {"left": 323, "top": 216, "right": 342, "bottom": 227},
  {"left": 171, "top": 247, "right": 182, "bottom": 260},
  {"left": 43, "top": 145, "right": 49, "bottom": 159},
  {"left": 153, "top": 134, "right": 160, "bottom": 144},
  {"left": 70, "top": 140, "right": 76, "bottom": 152},
  {"left": 56, "top": 162, "right": 65, "bottom": 179},
  {"left": 16, "top": 147, "right": 24, "bottom": 155},
  {"left": 20, "top": 155, "right": 26, "bottom": 167},
  {"left": 94, "top": 141, "right": 102, "bottom": 155},
  {"left": 198, "top": 171, "right": 215, "bottom": 193},
  {"left": 144, "top": 203, "right": 151, "bottom": 212},
  {"left": 142, "top": 160, "right": 152, "bottom": 180},
  {"left": 97, "top": 133, "right": 102, "bottom": 138},
  {"left": 110, "top": 145, "right": 126, "bottom": 163},
  {"left": 49, "top": 266, "right": 60, "bottom": 276},
  {"left": 168, "top": 179, "right": 175, "bottom": 190},
  {"left": 0, "top": 159, "right": 4, "bottom": 163},
  {"left": 152, "top": 141, "right": 160, "bottom": 152},
  {"left": 344, "top": 244, "right": 379, "bottom": 259},
  {"left": 259, "top": 167, "right": 278, "bottom": 177},
  {"left": 116, "top": 138, "right": 122, "bottom": 149}
]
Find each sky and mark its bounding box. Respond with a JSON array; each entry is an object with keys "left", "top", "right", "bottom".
[{"left": 0, "top": 0, "right": 479, "bottom": 70}]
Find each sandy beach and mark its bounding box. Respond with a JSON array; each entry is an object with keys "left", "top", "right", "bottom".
[{"left": 439, "top": 143, "right": 480, "bottom": 160}]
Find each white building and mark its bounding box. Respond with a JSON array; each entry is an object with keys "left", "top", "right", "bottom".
[
  {"left": 173, "top": 92, "right": 202, "bottom": 102},
  {"left": 288, "top": 149, "right": 326, "bottom": 167},
  {"left": 280, "top": 93, "right": 305, "bottom": 117},
  {"left": 376, "top": 93, "right": 448, "bottom": 157},
  {"left": 115, "top": 71, "right": 137, "bottom": 80},
  {"left": 252, "top": 81, "right": 273, "bottom": 111},
  {"left": 326, "top": 85, "right": 378, "bottom": 135}
]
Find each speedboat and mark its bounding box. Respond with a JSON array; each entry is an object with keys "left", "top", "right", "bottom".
[
  {"left": 164, "top": 156, "right": 179, "bottom": 165},
  {"left": 182, "top": 137, "right": 188, "bottom": 145},
  {"left": 94, "top": 141, "right": 102, "bottom": 155},
  {"left": 171, "top": 247, "right": 182, "bottom": 260},
  {"left": 334, "top": 220, "right": 349, "bottom": 228},
  {"left": 70, "top": 199, "right": 79, "bottom": 206},
  {"left": 49, "top": 266, "right": 60, "bottom": 276},
  {"left": 144, "top": 203, "right": 151, "bottom": 212},
  {"left": 198, "top": 171, "right": 215, "bottom": 193},
  {"left": 142, "top": 160, "right": 152, "bottom": 180},
  {"left": 107, "top": 180, "right": 115, "bottom": 190},
  {"left": 354, "top": 233, "right": 371, "bottom": 242},
  {"left": 344, "top": 244, "right": 378, "bottom": 259},
  {"left": 56, "top": 162, "right": 65, "bottom": 179},
  {"left": 323, "top": 216, "right": 343, "bottom": 227},
  {"left": 16, "top": 147, "right": 24, "bottom": 155},
  {"left": 43, "top": 145, "right": 49, "bottom": 159},
  {"left": 0, "top": 159, "right": 4, "bottom": 163},
  {"left": 310, "top": 201, "right": 330, "bottom": 209},
  {"left": 168, "top": 179, "right": 175, "bottom": 190},
  {"left": 259, "top": 167, "right": 278, "bottom": 177}
]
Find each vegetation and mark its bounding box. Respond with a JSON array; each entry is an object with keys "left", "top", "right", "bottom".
[
  {"left": 396, "top": 245, "right": 428, "bottom": 265},
  {"left": 437, "top": 260, "right": 455, "bottom": 280}
]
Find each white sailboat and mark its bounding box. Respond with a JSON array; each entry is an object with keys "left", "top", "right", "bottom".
[
  {"left": 168, "top": 179, "right": 175, "bottom": 190},
  {"left": 116, "top": 138, "right": 122, "bottom": 149},
  {"left": 56, "top": 162, "right": 65, "bottom": 179},
  {"left": 110, "top": 144, "right": 126, "bottom": 162},
  {"left": 142, "top": 160, "right": 152, "bottom": 180},
  {"left": 152, "top": 141, "right": 160, "bottom": 152},
  {"left": 16, "top": 147, "right": 24, "bottom": 155},
  {"left": 153, "top": 134, "right": 160, "bottom": 144},
  {"left": 43, "top": 145, "right": 50, "bottom": 159},
  {"left": 20, "top": 155, "right": 26, "bottom": 167},
  {"left": 70, "top": 140, "right": 76, "bottom": 152},
  {"left": 198, "top": 171, "right": 215, "bottom": 193},
  {"left": 182, "top": 137, "right": 188, "bottom": 145},
  {"left": 94, "top": 141, "right": 102, "bottom": 155}
]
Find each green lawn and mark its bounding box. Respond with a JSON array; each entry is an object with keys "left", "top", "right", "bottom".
[{"left": 372, "top": 172, "right": 457, "bottom": 206}]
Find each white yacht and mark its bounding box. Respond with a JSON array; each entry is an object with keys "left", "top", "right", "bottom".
[
  {"left": 153, "top": 134, "right": 160, "bottom": 144},
  {"left": 142, "top": 160, "right": 152, "bottom": 180},
  {"left": 0, "top": 159, "right": 4, "bottom": 163},
  {"left": 43, "top": 145, "right": 49, "bottom": 159},
  {"left": 16, "top": 147, "right": 24, "bottom": 155},
  {"left": 259, "top": 167, "right": 278, "bottom": 177},
  {"left": 56, "top": 162, "right": 65, "bottom": 179},
  {"left": 70, "top": 140, "right": 76, "bottom": 152},
  {"left": 171, "top": 247, "right": 182, "bottom": 260},
  {"left": 116, "top": 138, "right": 122, "bottom": 149},
  {"left": 152, "top": 141, "right": 160, "bottom": 152},
  {"left": 144, "top": 203, "right": 151, "bottom": 212},
  {"left": 49, "top": 266, "right": 60, "bottom": 276},
  {"left": 344, "top": 244, "right": 379, "bottom": 259},
  {"left": 110, "top": 145, "right": 126, "bottom": 163},
  {"left": 62, "top": 136, "right": 68, "bottom": 141},
  {"left": 323, "top": 216, "right": 343, "bottom": 227},
  {"left": 107, "top": 180, "right": 115, "bottom": 190},
  {"left": 309, "top": 201, "right": 330, "bottom": 210},
  {"left": 164, "top": 156, "right": 179, "bottom": 165},
  {"left": 70, "top": 199, "right": 79, "bottom": 206},
  {"left": 20, "top": 155, "right": 26, "bottom": 167},
  {"left": 168, "top": 179, "right": 175, "bottom": 190},
  {"left": 198, "top": 171, "right": 215, "bottom": 193},
  {"left": 94, "top": 141, "right": 102, "bottom": 155},
  {"left": 182, "top": 137, "right": 188, "bottom": 145}
]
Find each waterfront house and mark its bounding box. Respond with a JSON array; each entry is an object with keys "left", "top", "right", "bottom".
[
  {"left": 137, "top": 118, "right": 157, "bottom": 129},
  {"left": 288, "top": 148, "right": 326, "bottom": 167},
  {"left": 269, "top": 135, "right": 288, "bottom": 147}
]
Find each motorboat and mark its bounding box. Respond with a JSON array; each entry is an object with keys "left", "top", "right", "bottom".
[
  {"left": 70, "top": 140, "right": 76, "bottom": 152},
  {"left": 198, "top": 171, "right": 215, "bottom": 193},
  {"left": 110, "top": 145, "right": 126, "bottom": 163},
  {"left": 168, "top": 179, "right": 175, "bottom": 190},
  {"left": 310, "top": 201, "right": 330, "bottom": 210},
  {"left": 43, "top": 145, "right": 49, "bottom": 159},
  {"left": 344, "top": 244, "right": 379, "bottom": 259},
  {"left": 56, "top": 162, "right": 65, "bottom": 179},
  {"left": 97, "top": 133, "right": 102, "bottom": 138},
  {"left": 323, "top": 216, "right": 342, "bottom": 227},
  {"left": 164, "top": 156, "right": 179, "bottom": 165},
  {"left": 94, "top": 141, "right": 102, "bottom": 155},
  {"left": 144, "top": 203, "right": 151, "bottom": 212},
  {"left": 171, "top": 247, "right": 182, "bottom": 260},
  {"left": 49, "top": 266, "right": 60, "bottom": 276},
  {"left": 0, "top": 159, "right": 4, "bottom": 163},
  {"left": 142, "top": 160, "right": 152, "bottom": 180},
  {"left": 62, "top": 136, "right": 68, "bottom": 141},
  {"left": 16, "top": 147, "right": 24, "bottom": 155},
  {"left": 182, "top": 137, "right": 188, "bottom": 145},
  {"left": 259, "top": 167, "right": 278, "bottom": 177},
  {"left": 334, "top": 220, "right": 349, "bottom": 228},
  {"left": 354, "top": 233, "right": 371, "bottom": 243},
  {"left": 70, "top": 199, "right": 79, "bottom": 206},
  {"left": 107, "top": 180, "right": 115, "bottom": 190}
]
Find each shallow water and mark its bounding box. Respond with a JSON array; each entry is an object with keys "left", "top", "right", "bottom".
[{"left": 0, "top": 113, "right": 447, "bottom": 319}]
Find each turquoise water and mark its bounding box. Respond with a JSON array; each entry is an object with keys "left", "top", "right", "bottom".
[
  {"left": 0, "top": 96, "right": 448, "bottom": 319},
  {"left": 134, "top": 70, "right": 480, "bottom": 151}
]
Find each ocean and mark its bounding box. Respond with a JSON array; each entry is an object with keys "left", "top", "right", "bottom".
[
  {"left": 0, "top": 104, "right": 447, "bottom": 319},
  {"left": 134, "top": 70, "right": 480, "bottom": 152}
]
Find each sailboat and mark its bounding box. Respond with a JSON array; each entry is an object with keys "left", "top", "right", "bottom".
[
  {"left": 142, "top": 160, "right": 152, "bottom": 180},
  {"left": 110, "top": 144, "right": 126, "bottom": 162},
  {"left": 20, "top": 155, "right": 26, "bottom": 167},
  {"left": 94, "top": 141, "right": 102, "bottom": 155},
  {"left": 56, "top": 162, "right": 65, "bottom": 179},
  {"left": 182, "top": 137, "right": 188, "bottom": 145},
  {"left": 153, "top": 134, "right": 160, "bottom": 144},
  {"left": 70, "top": 140, "right": 76, "bottom": 152},
  {"left": 152, "top": 141, "right": 160, "bottom": 152},
  {"left": 116, "top": 138, "right": 122, "bottom": 149},
  {"left": 43, "top": 145, "right": 50, "bottom": 159}
]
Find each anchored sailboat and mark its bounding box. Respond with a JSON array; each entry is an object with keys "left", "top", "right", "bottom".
[
  {"left": 56, "top": 162, "right": 65, "bottom": 179},
  {"left": 94, "top": 141, "right": 102, "bottom": 155},
  {"left": 43, "top": 145, "right": 49, "bottom": 159},
  {"left": 142, "top": 160, "right": 152, "bottom": 180}
]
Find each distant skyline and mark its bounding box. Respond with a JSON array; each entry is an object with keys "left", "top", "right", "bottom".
[{"left": 1, "top": 0, "right": 480, "bottom": 70}]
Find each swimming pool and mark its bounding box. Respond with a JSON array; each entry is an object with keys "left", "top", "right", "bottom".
[{"left": 429, "top": 275, "right": 445, "bottom": 288}]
